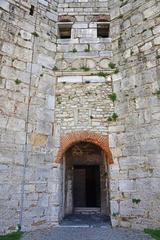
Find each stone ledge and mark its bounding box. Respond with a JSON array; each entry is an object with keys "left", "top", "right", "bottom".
[{"left": 57, "top": 73, "right": 112, "bottom": 83}]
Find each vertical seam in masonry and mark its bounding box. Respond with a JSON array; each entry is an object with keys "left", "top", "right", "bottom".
[{"left": 19, "top": 4, "right": 38, "bottom": 230}]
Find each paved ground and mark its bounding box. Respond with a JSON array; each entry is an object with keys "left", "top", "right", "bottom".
[{"left": 22, "top": 214, "right": 153, "bottom": 240}]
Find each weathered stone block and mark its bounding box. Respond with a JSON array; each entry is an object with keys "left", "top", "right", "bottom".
[
  {"left": 29, "top": 133, "right": 48, "bottom": 146},
  {"left": 58, "top": 76, "right": 82, "bottom": 83},
  {"left": 2, "top": 42, "right": 15, "bottom": 55},
  {"left": 119, "top": 180, "right": 136, "bottom": 192},
  {"left": 0, "top": 0, "right": 9, "bottom": 11},
  {"left": 20, "top": 30, "right": 31, "bottom": 40},
  {"left": 37, "top": 54, "right": 55, "bottom": 69}
]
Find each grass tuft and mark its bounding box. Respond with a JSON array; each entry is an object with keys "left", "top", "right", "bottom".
[
  {"left": 144, "top": 229, "right": 160, "bottom": 240},
  {"left": 108, "top": 92, "right": 117, "bottom": 102},
  {"left": 132, "top": 198, "right": 141, "bottom": 204},
  {"left": 31, "top": 32, "right": 39, "bottom": 37},
  {"left": 52, "top": 66, "right": 58, "bottom": 71},
  {"left": 15, "top": 79, "right": 22, "bottom": 85},
  {"left": 0, "top": 231, "right": 23, "bottom": 240},
  {"left": 97, "top": 71, "right": 108, "bottom": 77},
  {"left": 80, "top": 66, "right": 90, "bottom": 71},
  {"left": 108, "top": 62, "right": 116, "bottom": 69},
  {"left": 72, "top": 48, "right": 77, "bottom": 53},
  {"left": 112, "top": 112, "right": 118, "bottom": 121},
  {"left": 153, "top": 90, "right": 160, "bottom": 97}
]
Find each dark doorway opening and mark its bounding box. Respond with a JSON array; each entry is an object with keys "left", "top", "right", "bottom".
[
  {"left": 73, "top": 165, "right": 100, "bottom": 208},
  {"left": 64, "top": 142, "right": 110, "bottom": 217}
]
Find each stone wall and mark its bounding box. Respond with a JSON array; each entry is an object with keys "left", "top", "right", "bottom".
[
  {"left": 56, "top": 0, "right": 112, "bottom": 72},
  {"left": 54, "top": 0, "right": 114, "bottom": 152},
  {"left": 55, "top": 79, "right": 113, "bottom": 134},
  {"left": 0, "top": 0, "right": 115, "bottom": 233},
  {"left": 0, "top": 0, "right": 59, "bottom": 233},
  {"left": 54, "top": 0, "right": 115, "bottom": 224},
  {"left": 0, "top": 0, "right": 160, "bottom": 234},
  {"left": 109, "top": 0, "right": 160, "bottom": 229}
]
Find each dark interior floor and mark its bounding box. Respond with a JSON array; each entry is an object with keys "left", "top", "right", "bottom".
[{"left": 60, "top": 214, "right": 110, "bottom": 227}]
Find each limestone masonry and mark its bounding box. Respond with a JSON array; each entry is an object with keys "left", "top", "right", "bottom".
[{"left": 0, "top": 0, "right": 160, "bottom": 234}]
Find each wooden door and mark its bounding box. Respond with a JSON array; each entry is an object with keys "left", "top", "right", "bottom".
[{"left": 73, "top": 168, "right": 86, "bottom": 207}]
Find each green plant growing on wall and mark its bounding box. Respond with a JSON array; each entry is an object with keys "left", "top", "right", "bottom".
[
  {"left": 68, "top": 95, "right": 74, "bottom": 100},
  {"left": 132, "top": 198, "right": 141, "bottom": 204},
  {"left": 80, "top": 66, "right": 90, "bottom": 71},
  {"left": 118, "top": 14, "right": 123, "bottom": 19},
  {"left": 156, "top": 55, "right": 160, "bottom": 59},
  {"left": 15, "top": 79, "right": 22, "bottom": 85},
  {"left": 72, "top": 48, "right": 77, "bottom": 53},
  {"left": 112, "top": 212, "right": 119, "bottom": 217},
  {"left": 97, "top": 71, "right": 108, "bottom": 77},
  {"left": 112, "top": 112, "right": 118, "bottom": 121},
  {"left": 149, "top": 168, "right": 154, "bottom": 174},
  {"left": 84, "top": 44, "right": 90, "bottom": 52},
  {"left": 108, "top": 92, "right": 117, "bottom": 103},
  {"left": 86, "top": 91, "right": 92, "bottom": 95},
  {"left": 52, "top": 66, "right": 58, "bottom": 71},
  {"left": 108, "top": 113, "right": 118, "bottom": 122},
  {"left": 31, "top": 32, "right": 39, "bottom": 37},
  {"left": 108, "top": 62, "right": 116, "bottom": 69},
  {"left": 114, "top": 68, "right": 119, "bottom": 74},
  {"left": 153, "top": 90, "right": 160, "bottom": 97},
  {"left": 70, "top": 67, "right": 77, "bottom": 71},
  {"left": 84, "top": 48, "right": 90, "bottom": 52},
  {"left": 56, "top": 95, "right": 62, "bottom": 104},
  {"left": 107, "top": 116, "right": 113, "bottom": 122}
]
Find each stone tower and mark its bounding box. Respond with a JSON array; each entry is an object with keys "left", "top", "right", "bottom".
[{"left": 0, "top": 0, "right": 160, "bottom": 234}]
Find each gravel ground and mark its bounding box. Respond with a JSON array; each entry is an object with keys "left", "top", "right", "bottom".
[{"left": 22, "top": 225, "right": 153, "bottom": 240}]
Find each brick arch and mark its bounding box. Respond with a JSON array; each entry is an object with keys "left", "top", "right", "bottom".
[
  {"left": 58, "top": 15, "right": 76, "bottom": 22},
  {"left": 55, "top": 131, "right": 113, "bottom": 164},
  {"left": 93, "top": 15, "right": 110, "bottom": 22}
]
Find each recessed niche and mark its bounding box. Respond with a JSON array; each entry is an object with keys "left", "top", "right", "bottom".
[
  {"left": 97, "top": 23, "right": 110, "bottom": 38},
  {"left": 58, "top": 22, "right": 72, "bottom": 39},
  {"left": 29, "top": 5, "right": 34, "bottom": 16}
]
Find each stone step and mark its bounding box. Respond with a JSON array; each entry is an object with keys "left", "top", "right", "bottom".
[{"left": 74, "top": 207, "right": 101, "bottom": 214}]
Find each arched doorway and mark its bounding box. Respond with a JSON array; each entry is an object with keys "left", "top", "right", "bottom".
[
  {"left": 64, "top": 142, "right": 110, "bottom": 217},
  {"left": 56, "top": 131, "right": 113, "bottom": 223}
]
